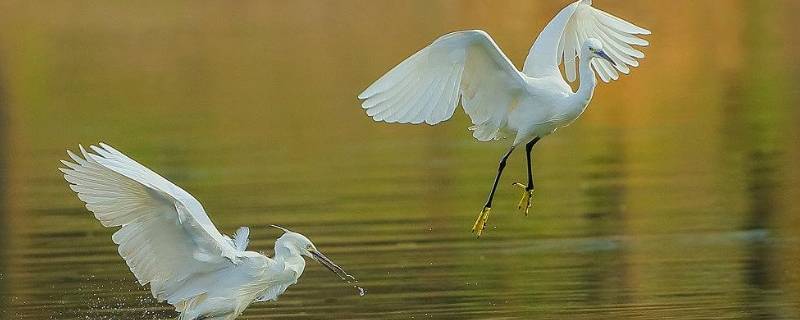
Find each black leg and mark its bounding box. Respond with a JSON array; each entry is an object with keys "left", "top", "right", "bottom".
[
  {"left": 524, "top": 137, "right": 541, "bottom": 191},
  {"left": 484, "top": 146, "right": 515, "bottom": 208},
  {"left": 472, "top": 146, "right": 515, "bottom": 236},
  {"left": 513, "top": 137, "right": 540, "bottom": 216}
]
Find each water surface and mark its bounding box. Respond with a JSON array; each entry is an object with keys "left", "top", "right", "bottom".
[{"left": 0, "top": 1, "right": 798, "bottom": 319}]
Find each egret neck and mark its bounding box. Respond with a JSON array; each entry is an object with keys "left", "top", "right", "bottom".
[
  {"left": 573, "top": 53, "right": 598, "bottom": 108},
  {"left": 273, "top": 237, "right": 306, "bottom": 276}
]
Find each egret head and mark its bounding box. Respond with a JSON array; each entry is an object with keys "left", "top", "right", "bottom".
[
  {"left": 583, "top": 38, "right": 615, "bottom": 66},
  {"left": 270, "top": 225, "right": 353, "bottom": 280}
]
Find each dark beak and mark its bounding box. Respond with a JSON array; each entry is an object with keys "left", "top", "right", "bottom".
[
  {"left": 597, "top": 50, "right": 617, "bottom": 67},
  {"left": 311, "top": 250, "right": 354, "bottom": 281}
]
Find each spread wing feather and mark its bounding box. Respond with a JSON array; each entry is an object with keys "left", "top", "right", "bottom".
[
  {"left": 61, "top": 143, "right": 240, "bottom": 303},
  {"left": 359, "top": 30, "right": 527, "bottom": 141},
  {"left": 522, "top": 0, "right": 650, "bottom": 83}
]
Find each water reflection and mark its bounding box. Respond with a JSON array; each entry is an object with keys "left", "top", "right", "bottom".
[
  {"left": 579, "top": 127, "right": 631, "bottom": 308},
  {"left": 0, "top": 61, "right": 9, "bottom": 318},
  {"left": 732, "top": 1, "right": 788, "bottom": 318}
]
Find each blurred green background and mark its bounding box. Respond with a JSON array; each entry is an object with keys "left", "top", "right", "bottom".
[{"left": 0, "top": 0, "right": 798, "bottom": 319}]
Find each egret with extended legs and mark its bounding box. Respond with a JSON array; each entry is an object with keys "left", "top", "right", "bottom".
[{"left": 358, "top": 0, "right": 650, "bottom": 236}]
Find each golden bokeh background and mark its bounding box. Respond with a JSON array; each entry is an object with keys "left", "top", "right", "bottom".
[{"left": 0, "top": 1, "right": 798, "bottom": 319}]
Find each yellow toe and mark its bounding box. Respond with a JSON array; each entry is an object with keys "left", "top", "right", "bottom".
[
  {"left": 471, "top": 207, "right": 491, "bottom": 237},
  {"left": 513, "top": 183, "right": 533, "bottom": 216}
]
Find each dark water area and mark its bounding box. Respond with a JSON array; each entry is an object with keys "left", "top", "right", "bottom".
[{"left": 0, "top": 0, "right": 799, "bottom": 319}]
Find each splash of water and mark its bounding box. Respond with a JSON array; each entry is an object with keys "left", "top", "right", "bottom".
[{"left": 333, "top": 273, "right": 366, "bottom": 296}]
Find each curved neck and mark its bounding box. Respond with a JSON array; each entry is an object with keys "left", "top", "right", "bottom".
[
  {"left": 273, "top": 237, "right": 299, "bottom": 261},
  {"left": 273, "top": 238, "right": 306, "bottom": 274},
  {"left": 575, "top": 57, "right": 597, "bottom": 103}
]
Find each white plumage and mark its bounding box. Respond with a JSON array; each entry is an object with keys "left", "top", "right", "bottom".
[
  {"left": 231, "top": 227, "right": 250, "bottom": 251},
  {"left": 61, "top": 143, "right": 355, "bottom": 319},
  {"left": 358, "top": 0, "right": 650, "bottom": 236},
  {"left": 359, "top": 30, "right": 527, "bottom": 136},
  {"left": 523, "top": 0, "right": 651, "bottom": 82}
]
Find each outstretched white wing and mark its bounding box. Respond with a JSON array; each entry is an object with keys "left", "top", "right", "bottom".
[
  {"left": 522, "top": 0, "right": 650, "bottom": 83},
  {"left": 359, "top": 30, "right": 528, "bottom": 141},
  {"left": 60, "top": 143, "right": 241, "bottom": 303}
]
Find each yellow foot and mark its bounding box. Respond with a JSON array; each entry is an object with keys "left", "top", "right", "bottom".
[
  {"left": 471, "top": 206, "right": 491, "bottom": 237},
  {"left": 513, "top": 182, "right": 533, "bottom": 216}
]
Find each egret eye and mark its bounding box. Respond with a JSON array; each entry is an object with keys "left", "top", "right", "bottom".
[{"left": 306, "top": 244, "right": 313, "bottom": 250}]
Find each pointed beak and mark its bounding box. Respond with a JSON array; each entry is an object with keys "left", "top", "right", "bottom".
[
  {"left": 597, "top": 50, "right": 616, "bottom": 67},
  {"left": 310, "top": 250, "right": 353, "bottom": 281}
]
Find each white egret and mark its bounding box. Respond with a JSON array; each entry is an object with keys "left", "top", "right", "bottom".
[
  {"left": 358, "top": 0, "right": 650, "bottom": 236},
  {"left": 60, "top": 143, "right": 359, "bottom": 320}
]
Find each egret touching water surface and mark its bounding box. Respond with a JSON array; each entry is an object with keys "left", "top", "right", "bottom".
[
  {"left": 61, "top": 143, "right": 359, "bottom": 320},
  {"left": 358, "top": 0, "right": 650, "bottom": 236}
]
